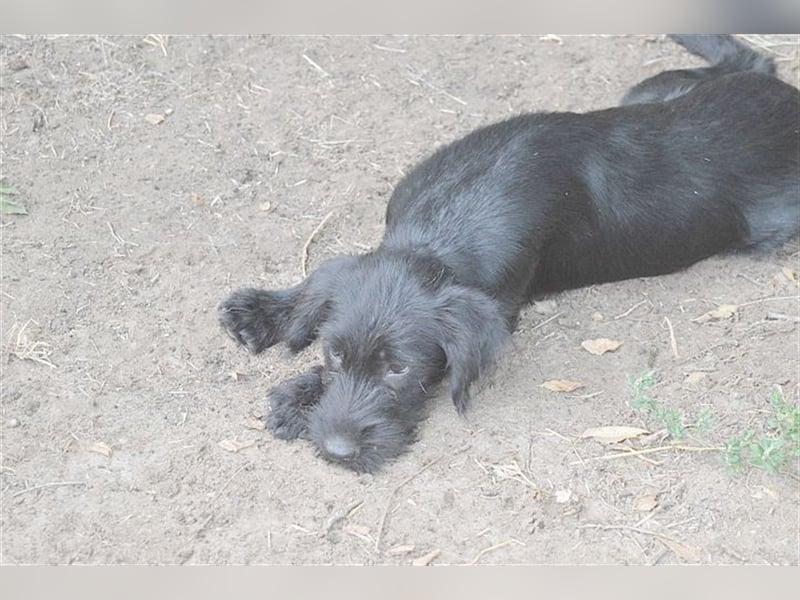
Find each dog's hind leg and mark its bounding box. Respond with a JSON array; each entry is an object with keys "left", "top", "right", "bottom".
[
  {"left": 267, "top": 366, "right": 326, "bottom": 440},
  {"left": 741, "top": 181, "right": 800, "bottom": 252}
]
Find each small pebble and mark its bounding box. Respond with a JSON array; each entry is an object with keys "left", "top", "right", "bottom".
[
  {"left": 533, "top": 299, "right": 558, "bottom": 314},
  {"left": 7, "top": 418, "right": 20, "bottom": 428}
]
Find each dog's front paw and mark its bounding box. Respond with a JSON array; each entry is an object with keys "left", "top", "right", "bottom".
[
  {"left": 267, "top": 367, "right": 326, "bottom": 440},
  {"left": 218, "top": 287, "right": 296, "bottom": 354}
]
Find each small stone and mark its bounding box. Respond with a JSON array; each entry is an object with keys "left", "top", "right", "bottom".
[
  {"left": 7, "top": 418, "right": 20, "bottom": 428},
  {"left": 555, "top": 489, "right": 572, "bottom": 503},
  {"left": 533, "top": 299, "right": 558, "bottom": 314}
]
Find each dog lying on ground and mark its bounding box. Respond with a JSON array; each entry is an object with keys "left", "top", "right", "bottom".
[{"left": 219, "top": 35, "right": 799, "bottom": 473}]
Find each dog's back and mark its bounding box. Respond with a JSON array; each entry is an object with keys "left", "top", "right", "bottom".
[
  {"left": 386, "top": 36, "right": 799, "bottom": 302},
  {"left": 533, "top": 71, "right": 799, "bottom": 294},
  {"left": 219, "top": 36, "right": 799, "bottom": 471},
  {"left": 621, "top": 34, "right": 776, "bottom": 105}
]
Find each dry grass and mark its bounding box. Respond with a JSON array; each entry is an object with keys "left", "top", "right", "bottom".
[
  {"left": 475, "top": 458, "right": 538, "bottom": 489},
  {"left": 740, "top": 34, "right": 799, "bottom": 60},
  {"left": 7, "top": 319, "right": 56, "bottom": 368}
]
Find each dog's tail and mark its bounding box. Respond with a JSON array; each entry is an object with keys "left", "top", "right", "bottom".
[
  {"left": 668, "top": 34, "right": 776, "bottom": 76},
  {"left": 621, "top": 35, "right": 775, "bottom": 105}
]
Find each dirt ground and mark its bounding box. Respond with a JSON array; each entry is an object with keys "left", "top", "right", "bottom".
[{"left": 1, "top": 34, "right": 798, "bottom": 565}]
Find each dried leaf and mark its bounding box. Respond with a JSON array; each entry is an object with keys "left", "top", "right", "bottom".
[
  {"left": 412, "top": 548, "right": 441, "bottom": 566},
  {"left": 760, "top": 486, "right": 779, "bottom": 500},
  {"left": 633, "top": 494, "right": 659, "bottom": 512},
  {"left": 684, "top": 371, "right": 707, "bottom": 386},
  {"left": 541, "top": 379, "right": 585, "bottom": 393},
  {"left": 581, "top": 338, "right": 623, "bottom": 355},
  {"left": 581, "top": 425, "right": 649, "bottom": 444},
  {"left": 662, "top": 538, "right": 701, "bottom": 562},
  {"left": 692, "top": 304, "right": 738, "bottom": 323},
  {"left": 241, "top": 418, "right": 266, "bottom": 431},
  {"left": 89, "top": 441, "right": 113, "bottom": 458},
  {"left": 218, "top": 439, "right": 255, "bottom": 453},
  {"left": 145, "top": 113, "right": 165, "bottom": 125}
]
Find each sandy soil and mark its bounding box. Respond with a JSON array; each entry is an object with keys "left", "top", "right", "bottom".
[{"left": 1, "top": 34, "right": 798, "bottom": 565}]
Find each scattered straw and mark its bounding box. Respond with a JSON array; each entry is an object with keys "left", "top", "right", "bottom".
[
  {"left": 210, "top": 461, "right": 251, "bottom": 502},
  {"left": 614, "top": 298, "right": 648, "bottom": 320},
  {"left": 12, "top": 481, "right": 85, "bottom": 498},
  {"left": 739, "top": 295, "right": 799, "bottom": 307},
  {"left": 468, "top": 539, "right": 524, "bottom": 565},
  {"left": 570, "top": 444, "right": 724, "bottom": 465},
  {"left": 8, "top": 319, "right": 56, "bottom": 368},
  {"left": 475, "top": 459, "right": 537, "bottom": 489},
  {"left": 412, "top": 548, "right": 441, "bottom": 566},
  {"left": 740, "top": 35, "right": 799, "bottom": 59},
  {"left": 302, "top": 53, "right": 330, "bottom": 77},
  {"left": 373, "top": 44, "right": 407, "bottom": 53},
  {"left": 375, "top": 457, "right": 441, "bottom": 552},
  {"left": 663, "top": 316, "right": 679, "bottom": 359},
  {"left": 142, "top": 34, "right": 169, "bottom": 56},
  {"left": 530, "top": 312, "right": 563, "bottom": 331},
  {"left": 766, "top": 312, "right": 800, "bottom": 322},
  {"left": 579, "top": 523, "right": 701, "bottom": 562},
  {"left": 301, "top": 210, "right": 334, "bottom": 277},
  {"left": 324, "top": 499, "right": 364, "bottom": 537}
]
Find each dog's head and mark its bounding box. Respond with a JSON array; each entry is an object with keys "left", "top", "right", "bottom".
[{"left": 295, "top": 251, "right": 509, "bottom": 472}]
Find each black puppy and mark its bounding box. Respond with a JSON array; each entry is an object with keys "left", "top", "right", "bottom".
[{"left": 219, "top": 35, "right": 799, "bottom": 473}]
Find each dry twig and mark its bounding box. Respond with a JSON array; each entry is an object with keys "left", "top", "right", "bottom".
[
  {"left": 301, "top": 211, "right": 335, "bottom": 277},
  {"left": 570, "top": 444, "right": 724, "bottom": 465},
  {"left": 12, "top": 481, "right": 85, "bottom": 498},
  {"left": 375, "top": 457, "right": 441, "bottom": 552},
  {"left": 468, "top": 539, "right": 523, "bottom": 565}
]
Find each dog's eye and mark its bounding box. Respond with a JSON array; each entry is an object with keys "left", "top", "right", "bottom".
[
  {"left": 328, "top": 347, "right": 344, "bottom": 366},
  {"left": 386, "top": 365, "right": 409, "bottom": 378}
]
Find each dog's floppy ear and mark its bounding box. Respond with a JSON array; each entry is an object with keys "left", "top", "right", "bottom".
[
  {"left": 434, "top": 285, "right": 510, "bottom": 414},
  {"left": 286, "top": 256, "right": 356, "bottom": 352}
]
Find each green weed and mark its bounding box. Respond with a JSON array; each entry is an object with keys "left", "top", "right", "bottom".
[
  {"left": 628, "top": 370, "right": 797, "bottom": 476},
  {"left": 0, "top": 179, "right": 27, "bottom": 215},
  {"left": 627, "top": 369, "right": 687, "bottom": 440},
  {"left": 725, "top": 389, "right": 800, "bottom": 474}
]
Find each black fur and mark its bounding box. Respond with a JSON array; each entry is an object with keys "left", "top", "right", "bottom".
[
  {"left": 219, "top": 35, "right": 800, "bottom": 473},
  {"left": 622, "top": 34, "right": 776, "bottom": 105}
]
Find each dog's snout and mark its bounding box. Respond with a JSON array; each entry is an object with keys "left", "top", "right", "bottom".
[{"left": 322, "top": 434, "right": 359, "bottom": 461}]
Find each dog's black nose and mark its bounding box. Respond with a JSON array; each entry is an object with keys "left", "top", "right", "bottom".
[{"left": 323, "top": 434, "right": 358, "bottom": 460}]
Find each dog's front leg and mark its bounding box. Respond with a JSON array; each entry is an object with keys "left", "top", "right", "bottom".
[
  {"left": 267, "top": 365, "right": 326, "bottom": 440},
  {"left": 218, "top": 285, "right": 303, "bottom": 354},
  {"left": 219, "top": 255, "right": 358, "bottom": 354}
]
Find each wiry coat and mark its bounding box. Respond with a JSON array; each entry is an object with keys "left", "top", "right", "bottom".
[{"left": 219, "top": 35, "right": 799, "bottom": 473}]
